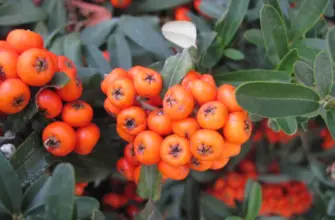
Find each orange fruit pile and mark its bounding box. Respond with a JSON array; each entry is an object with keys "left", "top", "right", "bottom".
[
  {"left": 102, "top": 67, "right": 252, "bottom": 182},
  {"left": 0, "top": 29, "right": 100, "bottom": 156}
]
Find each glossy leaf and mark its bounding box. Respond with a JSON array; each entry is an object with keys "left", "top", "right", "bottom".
[
  {"left": 107, "top": 32, "right": 132, "bottom": 70},
  {"left": 22, "top": 175, "right": 48, "bottom": 214},
  {"left": 225, "top": 217, "right": 243, "bottom": 220},
  {"left": 223, "top": 48, "right": 245, "bottom": 61},
  {"left": 137, "top": 165, "right": 162, "bottom": 201},
  {"left": 42, "top": 0, "right": 67, "bottom": 31},
  {"left": 198, "top": 0, "right": 229, "bottom": 20},
  {"left": 200, "top": 194, "right": 233, "bottom": 218},
  {"left": 244, "top": 180, "right": 262, "bottom": 220},
  {"left": 63, "top": 32, "right": 83, "bottom": 67},
  {"left": 244, "top": 29, "right": 264, "bottom": 47},
  {"left": 257, "top": 174, "right": 291, "bottom": 183},
  {"left": 188, "top": 12, "right": 211, "bottom": 33},
  {"left": 45, "top": 163, "right": 75, "bottom": 220},
  {"left": 260, "top": 5, "right": 289, "bottom": 65},
  {"left": 327, "top": 28, "right": 335, "bottom": 64},
  {"left": 75, "top": 197, "right": 100, "bottom": 219},
  {"left": 48, "top": 72, "right": 70, "bottom": 89},
  {"left": 280, "top": 163, "right": 314, "bottom": 184},
  {"left": 197, "top": 31, "right": 217, "bottom": 55},
  {"left": 276, "top": 49, "right": 299, "bottom": 74},
  {"left": 289, "top": 0, "right": 329, "bottom": 41},
  {"left": 0, "top": 152, "right": 22, "bottom": 213},
  {"left": 84, "top": 45, "right": 112, "bottom": 74},
  {"left": 81, "top": 19, "right": 117, "bottom": 47},
  {"left": 214, "top": 69, "right": 290, "bottom": 87},
  {"left": 185, "top": 177, "right": 200, "bottom": 220},
  {"left": 130, "top": 0, "right": 191, "bottom": 12},
  {"left": 275, "top": 117, "right": 298, "bottom": 135},
  {"left": 314, "top": 51, "right": 333, "bottom": 98},
  {"left": 294, "top": 61, "right": 314, "bottom": 86},
  {"left": 262, "top": 0, "right": 283, "bottom": 18},
  {"left": 236, "top": 82, "right": 320, "bottom": 118}
]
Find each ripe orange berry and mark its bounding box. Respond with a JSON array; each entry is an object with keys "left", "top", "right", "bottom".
[
  {"left": 103, "top": 193, "right": 128, "bottom": 209},
  {"left": 175, "top": 7, "right": 191, "bottom": 21},
  {"left": 117, "top": 157, "right": 135, "bottom": 181},
  {"left": 132, "top": 67, "right": 162, "bottom": 97},
  {"left": 223, "top": 112, "right": 252, "bottom": 144},
  {"left": 101, "top": 68, "right": 129, "bottom": 94},
  {"left": 217, "top": 84, "right": 243, "bottom": 112},
  {"left": 75, "top": 185, "right": 84, "bottom": 196},
  {"left": 221, "top": 141, "right": 241, "bottom": 157},
  {"left": 47, "top": 52, "right": 58, "bottom": 71},
  {"left": 75, "top": 123, "right": 100, "bottom": 155},
  {"left": 42, "top": 121, "right": 76, "bottom": 156},
  {"left": 227, "top": 172, "right": 245, "bottom": 189},
  {"left": 6, "top": 29, "right": 44, "bottom": 54},
  {"left": 0, "top": 49, "right": 18, "bottom": 82},
  {"left": 239, "top": 160, "right": 256, "bottom": 173},
  {"left": 200, "top": 74, "right": 216, "bottom": 87},
  {"left": 134, "top": 165, "right": 141, "bottom": 184},
  {"left": 134, "top": 130, "right": 162, "bottom": 165},
  {"left": 190, "top": 129, "right": 224, "bottom": 161},
  {"left": 0, "top": 79, "right": 30, "bottom": 114},
  {"left": 189, "top": 157, "right": 212, "bottom": 171},
  {"left": 147, "top": 109, "right": 172, "bottom": 136},
  {"left": 181, "top": 70, "right": 201, "bottom": 89},
  {"left": 158, "top": 161, "right": 190, "bottom": 180},
  {"left": 163, "top": 85, "right": 194, "bottom": 120},
  {"left": 146, "top": 95, "right": 163, "bottom": 107},
  {"left": 197, "top": 101, "right": 228, "bottom": 130},
  {"left": 128, "top": 66, "right": 143, "bottom": 79},
  {"left": 17, "top": 48, "right": 56, "bottom": 86},
  {"left": 0, "top": 41, "right": 16, "bottom": 52},
  {"left": 117, "top": 125, "right": 135, "bottom": 143},
  {"left": 37, "top": 89, "right": 63, "bottom": 119},
  {"left": 56, "top": 76, "right": 83, "bottom": 102},
  {"left": 172, "top": 117, "right": 199, "bottom": 139},
  {"left": 110, "top": 0, "right": 132, "bottom": 8},
  {"left": 107, "top": 77, "right": 136, "bottom": 109},
  {"left": 124, "top": 143, "right": 140, "bottom": 166},
  {"left": 57, "top": 56, "right": 77, "bottom": 78},
  {"left": 189, "top": 79, "right": 217, "bottom": 105},
  {"left": 117, "top": 107, "right": 147, "bottom": 136},
  {"left": 61, "top": 100, "right": 93, "bottom": 127},
  {"left": 104, "top": 98, "right": 121, "bottom": 116},
  {"left": 160, "top": 134, "right": 191, "bottom": 166},
  {"left": 211, "top": 154, "right": 229, "bottom": 170}
]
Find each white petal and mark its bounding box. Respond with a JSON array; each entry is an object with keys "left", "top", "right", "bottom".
[{"left": 162, "top": 21, "right": 197, "bottom": 49}]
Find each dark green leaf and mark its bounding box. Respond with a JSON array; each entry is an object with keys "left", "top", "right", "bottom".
[
  {"left": 292, "top": 42, "right": 320, "bottom": 61},
  {"left": 327, "top": 28, "right": 335, "bottom": 64},
  {"left": 190, "top": 170, "right": 218, "bottom": 183},
  {"left": 42, "top": 0, "right": 67, "bottom": 31},
  {"left": 200, "top": 37, "right": 224, "bottom": 68},
  {"left": 4, "top": 103, "right": 38, "bottom": 133},
  {"left": 0, "top": 202, "right": 11, "bottom": 218},
  {"left": 328, "top": 197, "right": 335, "bottom": 216},
  {"left": 189, "top": 12, "right": 211, "bottom": 33},
  {"left": 84, "top": 45, "right": 112, "bottom": 74},
  {"left": 244, "top": 180, "right": 262, "bottom": 220},
  {"left": 107, "top": 33, "right": 132, "bottom": 70},
  {"left": 129, "top": 0, "right": 191, "bottom": 12},
  {"left": 214, "top": 69, "right": 290, "bottom": 87},
  {"left": 260, "top": 5, "right": 289, "bottom": 65},
  {"left": 81, "top": 19, "right": 117, "bottom": 47},
  {"left": 321, "top": 108, "right": 335, "bottom": 139},
  {"left": 138, "top": 165, "right": 162, "bottom": 201},
  {"left": 136, "top": 200, "right": 163, "bottom": 220},
  {"left": 22, "top": 175, "right": 48, "bottom": 214},
  {"left": 120, "top": 16, "right": 171, "bottom": 59},
  {"left": 92, "top": 209, "right": 105, "bottom": 220},
  {"left": 34, "top": 22, "right": 48, "bottom": 37},
  {"left": 236, "top": 82, "right": 320, "bottom": 118},
  {"left": 185, "top": 177, "right": 200, "bottom": 220},
  {"left": 289, "top": 0, "right": 329, "bottom": 41},
  {"left": 48, "top": 72, "right": 70, "bottom": 89},
  {"left": 276, "top": 49, "right": 299, "bottom": 74},
  {"left": 280, "top": 163, "right": 314, "bottom": 184},
  {"left": 314, "top": 51, "right": 333, "bottom": 98},
  {"left": 45, "top": 163, "right": 75, "bottom": 220},
  {"left": 200, "top": 194, "right": 233, "bottom": 218},
  {"left": 63, "top": 32, "right": 83, "bottom": 67},
  {"left": 223, "top": 48, "right": 245, "bottom": 61},
  {"left": 257, "top": 174, "right": 291, "bottom": 183},
  {"left": 75, "top": 197, "right": 100, "bottom": 219},
  {"left": 303, "top": 38, "right": 326, "bottom": 50},
  {"left": 0, "top": 152, "right": 22, "bottom": 213},
  {"left": 48, "top": 36, "right": 64, "bottom": 55},
  {"left": 198, "top": 0, "right": 229, "bottom": 20},
  {"left": 275, "top": 117, "right": 298, "bottom": 135},
  {"left": 244, "top": 29, "right": 264, "bottom": 47},
  {"left": 268, "top": 118, "right": 280, "bottom": 132},
  {"left": 197, "top": 31, "right": 217, "bottom": 55},
  {"left": 309, "top": 158, "right": 335, "bottom": 188},
  {"left": 294, "top": 60, "right": 314, "bottom": 86},
  {"left": 225, "top": 217, "right": 243, "bottom": 220}
]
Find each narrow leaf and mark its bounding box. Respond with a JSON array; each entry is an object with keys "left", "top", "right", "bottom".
[
  {"left": 84, "top": 45, "right": 111, "bottom": 74},
  {"left": 276, "top": 49, "right": 299, "bottom": 74},
  {"left": 63, "top": 32, "right": 83, "bottom": 67},
  {"left": 244, "top": 180, "right": 262, "bottom": 220},
  {"left": 223, "top": 48, "right": 245, "bottom": 61},
  {"left": 22, "top": 175, "right": 48, "bottom": 213},
  {"left": 107, "top": 33, "right": 132, "bottom": 70},
  {"left": 294, "top": 61, "right": 314, "bottom": 86},
  {"left": 81, "top": 19, "right": 117, "bottom": 47},
  {"left": 244, "top": 29, "right": 264, "bottom": 47},
  {"left": 327, "top": 28, "right": 335, "bottom": 64},
  {"left": 314, "top": 51, "right": 333, "bottom": 98},
  {"left": 92, "top": 209, "right": 105, "bottom": 220},
  {"left": 129, "top": 0, "right": 191, "bottom": 12},
  {"left": 137, "top": 165, "right": 162, "bottom": 201}
]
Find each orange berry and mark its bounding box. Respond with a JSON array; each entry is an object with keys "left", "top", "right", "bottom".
[
  {"left": 0, "top": 49, "right": 19, "bottom": 82},
  {"left": 132, "top": 67, "right": 162, "bottom": 97},
  {"left": 197, "top": 101, "right": 228, "bottom": 130},
  {"left": 117, "top": 157, "right": 135, "bottom": 181},
  {"left": 101, "top": 68, "right": 129, "bottom": 94},
  {"left": 61, "top": 100, "right": 93, "bottom": 127},
  {"left": 75, "top": 123, "right": 100, "bottom": 155},
  {"left": 189, "top": 79, "right": 217, "bottom": 105},
  {"left": 223, "top": 112, "right": 252, "bottom": 144},
  {"left": 160, "top": 134, "right": 191, "bottom": 166},
  {"left": 0, "top": 40, "right": 16, "bottom": 52},
  {"left": 217, "top": 84, "right": 243, "bottom": 112},
  {"left": 103, "top": 193, "right": 128, "bottom": 209},
  {"left": 37, "top": 89, "right": 63, "bottom": 119},
  {"left": 117, "top": 107, "right": 147, "bottom": 136},
  {"left": 211, "top": 154, "right": 229, "bottom": 170},
  {"left": 57, "top": 56, "right": 77, "bottom": 78},
  {"left": 124, "top": 143, "right": 140, "bottom": 166},
  {"left": 189, "top": 157, "right": 212, "bottom": 171},
  {"left": 172, "top": 117, "right": 199, "bottom": 139},
  {"left": 134, "top": 130, "right": 162, "bottom": 165},
  {"left": 200, "top": 74, "right": 216, "bottom": 87},
  {"left": 221, "top": 141, "right": 241, "bottom": 157},
  {"left": 56, "top": 76, "right": 83, "bottom": 102},
  {"left": 6, "top": 29, "right": 44, "bottom": 54},
  {"left": 104, "top": 98, "right": 121, "bottom": 116},
  {"left": 147, "top": 109, "right": 173, "bottom": 136},
  {"left": 181, "top": 70, "right": 201, "bottom": 89},
  {"left": 175, "top": 7, "right": 191, "bottom": 21},
  {"left": 107, "top": 77, "right": 136, "bottom": 109},
  {"left": 158, "top": 161, "right": 190, "bottom": 180},
  {"left": 117, "top": 125, "right": 135, "bottom": 143}
]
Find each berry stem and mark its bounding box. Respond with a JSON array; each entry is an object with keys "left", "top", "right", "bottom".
[{"left": 136, "top": 96, "right": 159, "bottom": 111}]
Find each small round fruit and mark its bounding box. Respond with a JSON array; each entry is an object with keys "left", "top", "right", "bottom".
[
  {"left": 221, "top": 141, "right": 241, "bottom": 157},
  {"left": 223, "top": 112, "right": 252, "bottom": 144},
  {"left": 124, "top": 143, "right": 140, "bottom": 166},
  {"left": 0, "top": 49, "right": 19, "bottom": 82},
  {"left": 200, "top": 74, "right": 216, "bottom": 87},
  {"left": 134, "top": 130, "right": 163, "bottom": 165},
  {"left": 110, "top": 0, "right": 132, "bottom": 8},
  {"left": 175, "top": 7, "right": 191, "bottom": 21},
  {"left": 190, "top": 129, "right": 224, "bottom": 161},
  {"left": 75, "top": 185, "right": 84, "bottom": 196},
  {"left": 163, "top": 85, "right": 194, "bottom": 120},
  {"left": 104, "top": 98, "right": 121, "bottom": 116},
  {"left": 61, "top": 100, "right": 93, "bottom": 127},
  {"left": 107, "top": 77, "right": 136, "bottom": 109},
  {"left": 117, "top": 107, "right": 147, "bottom": 136},
  {"left": 75, "top": 123, "right": 100, "bottom": 155},
  {"left": 6, "top": 29, "right": 44, "bottom": 54},
  {"left": 132, "top": 67, "right": 162, "bottom": 97},
  {"left": 37, "top": 89, "right": 63, "bottom": 118},
  {"left": 0, "top": 41, "right": 16, "bottom": 52},
  {"left": 181, "top": 70, "right": 200, "bottom": 89},
  {"left": 211, "top": 154, "right": 229, "bottom": 170},
  {"left": 117, "top": 157, "right": 135, "bottom": 181},
  {"left": 217, "top": 84, "right": 243, "bottom": 112},
  {"left": 101, "top": 68, "right": 129, "bottom": 94},
  {"left": 42, "top": 121, "right": 76, "bottom": 156},
  {"left": 17, "top": 48, "right": 56, "bottom": 86},
  {"left": 117, "top": 125, "right": 135, "bottom": 143},
  {"left": 189, "top": 79, "right": 216, "bottom": 105},
  {"left": 57, "top": 56, "right": 77, "bottom": 78},
  {"left": 160, "top": 134, "right": 191, "bottom": 166},
  {"left": 56, "top": 76, "right": 83, "bottom": 102},
  {"left": 147, "top": 109, "right": 173, "bottom": 136},
  {"left": 189, "top": 157, "right": 212, "bottom": 171},
  {"left": 158, "top": 161, "right": 190, "bottom": 180},
  {"left": 197, "top": 101, "right": 228, "bottom": 130},
  {"left": 172, "top": 117, "right": 199, "bottom": 139},
  {"left": 103, "top": 193, "right": 128, "bottom": 209},
  {"left": 0, "top": 79, "right": 30, "bottom": 114}
]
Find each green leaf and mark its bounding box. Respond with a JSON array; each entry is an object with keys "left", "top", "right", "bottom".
[
  {"left": 200, "top": 38, "right": 224, "bottom": 68},
  {"left": 42, "top": 0, "right": 67, "bottom": 31},
  {"left": 0, "top": 202, "right": 11, "bottom": 218},
  {"left": 276, "top": 49, "right": 299, "bottom": 74},
  {"left": 262, "top": 0, "right": 283, "bottom": 18},
  {"left": 0, "top": 152, "right": 22, "bottom": 213},
  {"left": 275, "top": 117, "right": 298, "bottom": 135},
  {"left": 294, "top": 60, "right": 314, "bottom": 86},
  {"left": 34, "top": 22, "right": 49, "bottom": 37},
  {"left": 223, "top": 48, "right": 245, "bottom": 61},
  {"left": 303, "top": 38, "right": 326, "bottom": 51},
  {"left": 92, "top": 209, "right": 105, "bottom": 220},
  {"left": 81, "top": 19, "right": 117, "bottom": 47},
  {"left": 4, "top": 103, "right": 38, "bottom": 133},
  {"left": 314, "top": 51, "right": 333, "bottom": 98},
  {"left": 280, "top": 163, "right": 314, "bottom": 184},
  {"left": 120, "top": 16, "right": 171, "bottom": 59},
  {"left": 268, "top": 118, "right": 280, "bottom": 132},
  {"left": 129, "top": 0, "right": 191, "bottom": 12},
  {"left": 10, "top": 132, "right": 52, "bottom": 187},
  {"left": 48, "top": 72, "right": 70, "bottom": 89},
  {"left": 200, "top": 194, "right": 233, "bottom": 218},
  {"left": 138, "top": 165, "right": 162, "bottom": 201},
  {"left": 197, "top": 31, "right": 217, "bottom": 55},
  {"left": 289, "top": 0, "right": 329, "bottom": 41},
  {"left": 244, "top": 29, "right": 264, "bottom": 47},
  {"left": 190, "top": 170, "right": 218, "bottom": 183},
  {"left": 107, "top": 32, "right": 132, "bottom": 70},
  {"left": 214, "top": 69, "right": 290, "bottom": 87},
  {"left": 225, "top": 217, "right": 243, "bottom": 220},
  {"left": 75, "top": 197, "right": 100, "bottom": 219},
  {"left": 84, "top": 45, "right": 112, "bottom": 74},
  {"left": 236, "top": 82, "right": 320, "bottom": 118},
  {"left": 45, "top": 163, "right": 75, "bottom": 220},
  {"left": 189, "top": 12, "right": 211, "bottom": 33},
  {"left": 185, "top": 177, "right": 200, "bottom": 220},
  {"left": 327, "top": 28, "right": 335, "bottom": 64},
  {"left": 328, "top": 197, "right": 335, "bottom": 216},
  {"left": 198, "top": 0, "right": 229, "bottom": 20},
  {"left": 320, "top": 108, "right": 335, "bottom": 139},
  {"left": 0, "top": 2, "right": 46, "bottom": 26},
  {"left": 22, "top": 175, "right": 48, "bottom": 214},
  {"left": 309, "top": 158, "right": 335, "bottom": 188},
  {"left": 244, "top": 180, "right": 262, "bottom": 220},
  {"left": 135, "top": 200, "right": 163, "bottom": 220},
  {"left": 161, "top": 47, "right": 195, "bottom": 95},
  {"left": 260, "top": 5, "right": 289, "bottom": 65},
  {"left": 257, "top": 174, "right": 291, "bottom": 183},
  {"left": 63, "top": 32, "right": 83, "bottom": 67}
]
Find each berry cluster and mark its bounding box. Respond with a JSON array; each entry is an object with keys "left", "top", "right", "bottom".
[
  {"left": 208, "top": 160, "right": 312, "bottom": 218},
  {"left": 0, "top": 29, "right": 99, "bottom": 157},
  {"left": 102, "top": 67, "right": 252, "bottom": 181}
]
